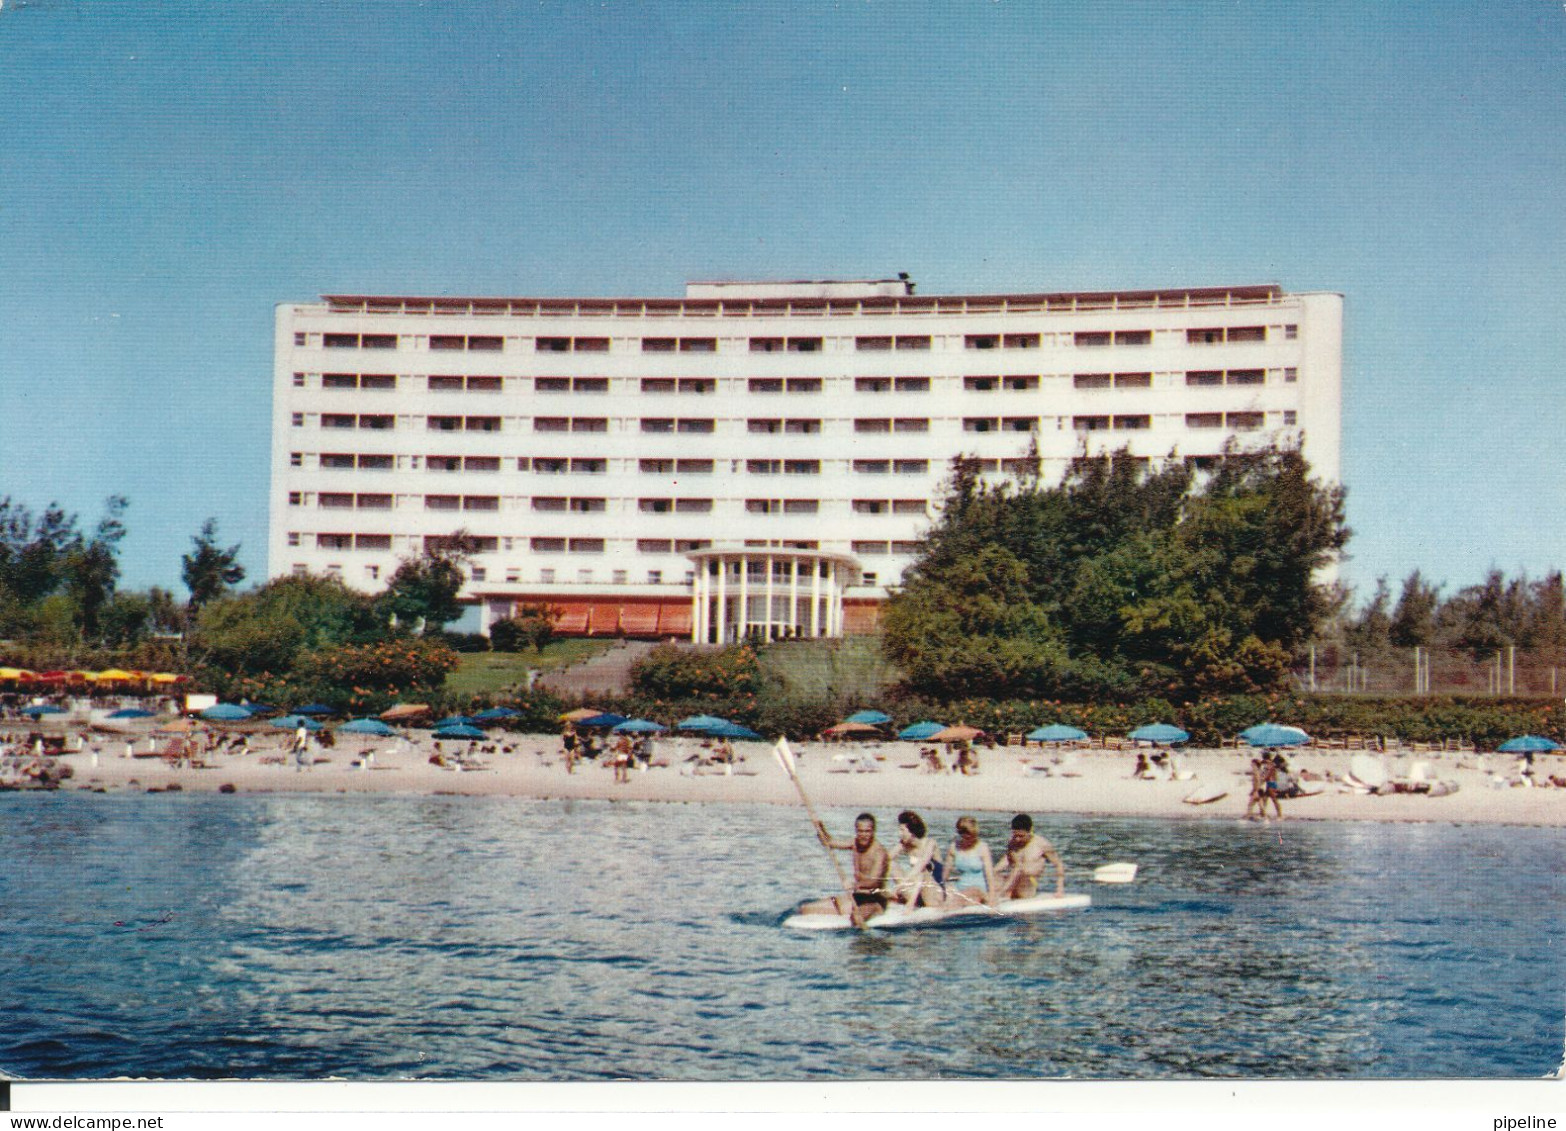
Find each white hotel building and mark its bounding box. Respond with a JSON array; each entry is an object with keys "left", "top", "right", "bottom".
[{"left": 270, "top": 277, "right": 1341, "bottom": 642}]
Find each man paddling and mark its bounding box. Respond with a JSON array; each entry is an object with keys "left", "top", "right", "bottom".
[
  {"left": 796, "top": 813, "right": 891, "bottom": 926},
  {"left": 992, "top": 813, "right": 1065, "bottom": 901}
]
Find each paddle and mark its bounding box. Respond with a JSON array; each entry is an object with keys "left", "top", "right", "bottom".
[{"left": 773, "top": 737, "right": 869, "bottom": 930}]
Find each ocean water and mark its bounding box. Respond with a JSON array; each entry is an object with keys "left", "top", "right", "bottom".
[{"left": 0, "top": 792, "right": 1559, "bottom": 1081}]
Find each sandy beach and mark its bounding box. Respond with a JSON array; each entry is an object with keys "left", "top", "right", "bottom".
[{"left": 14, "top": 723, "right": 1566, "bottom": 827}]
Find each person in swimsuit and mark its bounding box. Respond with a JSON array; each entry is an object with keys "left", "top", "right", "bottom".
[
  {"left": 888, "top": 810, "right": 940, "bottom": 910},
  {"left": 796, "top": 812, "right": 890, "bottom": 926},
  {"left": 992, "top": 813, "right": 1065, "bottom": 901},
  {"left": 936, "top": 815, "right": 996, "bottom": 909}
]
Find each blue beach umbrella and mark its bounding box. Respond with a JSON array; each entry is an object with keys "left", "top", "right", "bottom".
[
  {"left": 1129, "top": 723, "right": 1189, "bottom": 745},
  {"left": 676, "top": 714, "right": 729, "bottom": 732},
  {"left": 844, "top": 709, "right": 892, "bottom": 726},
  {"left": 612, "top": 718, "right": 667, "bottom": 734},
  {"left": 1498, "top": 735, "right": 1560, "bottom": 753},
  {"left": 21, "top": 704, "right": 67, "bottom": 717},
  {"left": 433, "top": 724, "right": 486, "bottom": 740},
  {"left": 271, "top": 715, "right": 324, "bottom": 731},
  {"left": 1241, "top": 723, "right": 1311, "bottom": 748},
  {"left": 897, "top": 720, "right": 946, "bottom": 741},
  {"left": 435, "top": 715, "right": 476, "bottom": 728},
  {"left": 705, "top": 721, "right": 762, "bottom": 741},
  {"left": 1029, "top": 724, "right": 1089, "bottom": 743},
  {"left": 290, "top": 704, "right": 336, "bottom": 717},
  {"left": 577, "top": 712, "right": 628, "bottom": 729},
  {"left": 340, "top": 718, "right": 396, "bottom": 737},
  {"left": 106, "top": 707, "right": 156, "bottom": 719},
  {"left": 199, "top": 704, "right": 253, "bottom": 722},
  {"left": 472, "top": 707, "right": 521, "bottom": 722},
  {"left": 240, "top": 703, "right": 278, "bottom": 716}
]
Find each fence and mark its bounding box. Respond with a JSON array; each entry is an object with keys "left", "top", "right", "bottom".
[{"left": 1295, "top": 644, "right": 1566, "bottom": 698}]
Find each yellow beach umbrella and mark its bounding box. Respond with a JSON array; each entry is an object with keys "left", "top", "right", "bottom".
[
  {"left": 0, "top": 667, "right": 36, "bottom": 681},
  {"left": 95, "top": 669, "right": 139, "bottom": 682},
  {"left": 559, "top": 707, "right": 606, "bottom": 722}
]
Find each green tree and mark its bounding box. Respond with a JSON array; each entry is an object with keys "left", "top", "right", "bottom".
[
  {"left": 1389, "top": 570, "right": 1441, "bottom": 648},
  {"left": 490, "top": 605, "right": 556, "bottom": 652},
  {"left": 182, "top": 518, "right": 246, "bottom": 614},
  {"left": 62, "top": 495, "right": 128, "bottom": 640},
  {"left": 377, "top": 535, "right": 473, "bottom": 633},
  {"left": 191, "top": 574, "right": 383, "bottom": 678}
]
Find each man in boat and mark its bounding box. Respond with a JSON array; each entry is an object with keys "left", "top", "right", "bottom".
[
  {"left": 796, "top": 812, "right": 891, "bottom": 925},
  {"left": 992, "top": 813, "right": 1065, "bottom": 902}
]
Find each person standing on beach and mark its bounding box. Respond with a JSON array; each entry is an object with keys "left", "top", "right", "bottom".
[
  {"left": 561, "top": 723, "right": 578, "bottom": 774},
  {"left": 796, "top": 813, "right": 890, "bottom": 925},
  {"left": 992, "top": 814, "right": 1065, "bottom": 901}
]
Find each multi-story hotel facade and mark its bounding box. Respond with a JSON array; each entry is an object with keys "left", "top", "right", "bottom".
[{"left": 270, "top": 277, "right": 1342, "bottom": 642}]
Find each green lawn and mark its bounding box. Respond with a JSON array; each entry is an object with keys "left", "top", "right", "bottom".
[{"left": 445, "top": 641, "right": 616, "bottom": 698}]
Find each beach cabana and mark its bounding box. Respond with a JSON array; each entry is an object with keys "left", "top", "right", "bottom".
[{"left": 897, "top": 720, "right": 946, "bottom": 741}]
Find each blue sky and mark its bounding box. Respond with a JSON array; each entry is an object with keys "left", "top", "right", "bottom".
[{"left": 1, "top": 1, "right": 1562, "bottom": 604}]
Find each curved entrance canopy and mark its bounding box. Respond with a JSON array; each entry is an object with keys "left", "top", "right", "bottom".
[{"left": 687, "top": 546, "right": 861, "bottom": 644}]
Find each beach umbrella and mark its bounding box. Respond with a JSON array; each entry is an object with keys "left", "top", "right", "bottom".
[
  {"left": 200, "top": 703, "right": 254, "bottom": 722},
  {"left": 240, "top": 703, "right": 278, "bottom": 716},
  {"left": 897, "top": 720, "right": 947, "bottom": 741},
  {"left": 271, "top": 715, "right": 324, "bottom": 731},
  {"left": 433, "top": 724, "right": 486, "bottom": 740},
  {"left": 1029, "top": 724, "right": 1089, "bottom": 743},
  {"left": 1497, "top": 735, "right": 1560, "bottom": 753},
  {"left": 706, "top": 721, "right": 762, "bottom": 741},
  {"left": 341, "top": 718, "right": 396, "bottom": 737},
  {"left": 148, "top": 672, "right": 188, "bottom": 685},
  {"left": 612, "top": 718, "right": 666, "bottom": 734},
  {"left": 844, "top": 709, "right": 892, "bottom": 726},
  {"left": 559, "top": 707, "right": 607, "bottom": 722},
  {"left": 94, "top": 668, "right": 139, "bottom": 683},
  {"left": 0, "top": 667, "right": 36, "bottom": 681},
  {"left": 676, "top": 714, "right": 730, "bottom": 732},
  {"left": 824, "top": 721, "right": 882, "bottom": 737},
  {"left": 436, "top": 715, "right": 477, "bottom": 728},
  {"left": 1241, "top": 723, "right": 1311, "bottom": 748},
  {"left": 473, "top": 707, "right": 521, "bottom": 722},
  {"left": 380, "top": 703, "right": 431, "bottom": 721},
  {"left": 106, "top": 708, "right": 156, "bottom": 719},
  {"left": 1129, "top": 723, "right": 1188, "bottom": 745},
  {"left": 930, "top": 725, "right": 985, "bottom": 743},
  {"left": 21, "top": 704, "right": 67, "bottom": 717},
  {"left": 577, "top": 712, "right": 628, "bottom": 729},
  {"left": 290, "top": 704, "right": 336, "bottom": 717}
]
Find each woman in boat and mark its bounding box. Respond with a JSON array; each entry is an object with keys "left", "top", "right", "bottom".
[
  {"left": 888, "top": 810, "right": 941, "bottom": 910},
  {"left": 936, "top": 815, "right": 997, "bottom": 909}
]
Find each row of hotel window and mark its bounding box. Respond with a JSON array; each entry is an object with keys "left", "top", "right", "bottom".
[
  {"left": 292, "top": 455, "right": 929, "bottom": 474},
  {"left": 296, "top": 453, "right": 1190, "bottom": 477},
  {"left": 291, "top": 531, "right": 921, "bottom": 558},
  {"left": 287, "top": 493, "right": 928, "bottom": 515},
  {"left": 301, "top": 325, "right": 1296, "bottom": 353},
  {"left": 295, "top": 369, "right": 1296, "bottom": 393},
  {"left": 292, "top": 410, "right": 1292, "bottom": 435}
]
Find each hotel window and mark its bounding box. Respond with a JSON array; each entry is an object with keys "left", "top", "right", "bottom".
[
  {"left": 963, "top": 418, "right": 999, "bottom": 433},
  {"left": 1074, "top": 373, "right": 1112, "bottom": 390},
  {"left": 574, "top": 338, "right": 609, "bottom": 353},
  {"left": 516, "top": 457, "right": 531, "bottom": 471},
  {"left": 428, "top": 456, "right": 461, "bottom": 472},
  {"left": 572, "top": 458, "right": 607, "bottom": 474},
  {"left": 321, "top": 453, "right": 354, "bottom": 469},
  {"left": 856, "top": 336, "right": 892, "bottom": 352},
  {"left": 292, "top": 372, "right": 306, "bottom": 387},
  {"left": 639, "top": 459, "right": 675, "bottom": 473},
  {"left": 1115, "top": 330, "right": 1152, "bottom": 345},
  {"left": 466, "top": 376, "right": 501, "bottom": 391},
  {"left": 1112, "top": 415, "right": 1150, "bottom": 430},
  {"left": 642, "top": 418, "right": 676, "bottom": 433},
  {"left": 1073, "top": 415, "right": 1111, "bottom": 431},
  {"left": 318, "top": 493, "right": 354, "bottom": 509},
  {"left": 291, "top": 413, "right": 304, "bottom": 426},
  {"left": 638, "top": 539, "right": 672, "bottom": 553},
  {"left": 429, "top": 376, "right": 464, "bottom": 391},
  {"left": 745, "top": 499, "right": 779, "bottom": 514},
  {"left": 893, "top": 418, "right": 928, "bottom": 433},
  {"left": 783, "top": 499, "right": 818, "bottom": 514},
  {"left": 749, "top": 378, "right": 783, "bottom": 394},
  {"left": 531, "top": 538, "right": 565, "bottom": 553},
  {"left": 895, "top": 336, "right": 931, "bottom": 351},
  {"left": 892, "top": 500, "right": 926, "bottom": 515},
  {"left": 317, "top": 533, "right": 353, "bottom": 550},
  {"left": 894, "top": 459, "right": 928, "bottom": 474},
  {"left": 289, "top": 452, "right": 303, "bottom": 467},
  {"left": 535, "top": 458, "right": 568, "bottom": 475},
  {"left": 1001, "top": 458, "right": 1038, "bottom": 475},
  {"left": 428, "top": 416, "right": 461, "bottom": 432},
  {"left": 464, "top": 457, "right": 500, "bottom": 471},
  {"left": 855, "top": 419, "right": 891, "bottom": 433},
  {"left": 647, "top": 570, "right": 663, "bottom": 583},
  {"left": 641, "top": 378, "right": 675, "bottom": 394},
  {"left": 1002, "top": 417, "right": 1037, "bottom": 432},
  {"left": 786, "top": 338, "right": 822, "bottom": 353},
  {"left": 571, "top": 418, "right": 607, "bottom": 433},
  {"left": 852, "top": 541, "right": 890, "bottom": 555},
  {"left": 639, "top": 498, "right": 672, "bottom": 513},
  {"left": 674, "top": 499, "right": 713, "bottom": 513},
  {"left": 1227, "top": 326, "right": 1265, "bottom": 343},
  {"left": 324, "top": 333, "right": 356, "bottom": 349},
  {"left": 891, "top": 541, "right": 921, "bottom": 555},
  {"left": 854, "top": 459, "right": 889, "bottom": 474},
  {"left": 784, "top": 460, "right": 819, "bottom": 475},
  {"left": 287, "top": 491, "right": 305, "bottom": 506},
  {"left": 1002, "top": 334, "right": 1040, "bottom": 349},
  {"left": 535, "top": 337, "right": 571, "bottom": 353},
  {"left": 539, "top": 568, "right": 557, "bottom": 582},
  {"left": 533, "top": 497, "right": 568, "bottom": 512},
  {"left": 1185, "top": 371, "right": 1223, "bottom": 387},
  {"left": 536, "top": 378, "right": 571, "bottom": 393},
  {"left": 287, "top": 532, "right": 300, "bottom": 547},
  {"left": 1227, "top": 412, "right": 1265, "bottom": 430},
  {"left": 894, "top": 376, "right": 930, "bottom": 392},
  {"left": 1227, "top": 370, "right": 1264, "bottom": 386},
  {"left": 323, "top": 373, "right": 356, "bottom": 389},
  {"left": 293, "top": 332, "right": 307, "bottom": 346},
  {"left": 1114, "top": 372, "right": 1152, "bottom": 389},
  {"left": 535, "top": 417, "right": 570, "bottom": 432},
  {"left": 749, "top": 337, "right": 784, "bottom": 352},
  {"left": 322, "top": 414, "right": 355, "bottom": 429},
  {"left": 855, "top": 377, "right": 892, "bottom": 393},
  {"left": 852, "top": 500, "right": 888, "bottom": 514},
  {"left": 569, "top": 498, "right": 606, "bottom": 513},
  {"left": 643, "top": 338, "right": 677, "bottom": 352},
  {"left": 1284, "top": 410, "right": 1298, "bottom": 425},
  {"left": 965, "top": 335, "right": 999, "bottom": 350},
  {"left": 676, "top": 419, "right": 715, "bottom": 434},
  {"left": 1285, "top": 324, "right": 1298, "bottom": 340},
  {"left": 463, "top": 496, "right": 500, "bottom": 512},
  {"left": 1073, "top": 331, "right": 1111, "bottom": 347},
  {"left": 783, "top": 419, "right": 820, "bottom": 434},
  {"left": 1185, "top": 413, "right": 1223, "bottom": 429},
  {"left": 676, "top": 458, "right": 714, "bottom": 473},
  {"left": 678, "top": 378, "right": 714, "bottom": 394},
  {"left": 355, "top": 534, "right": 393, "bottom": 550},
  {"left": 469, "top": 567, "right": 486, "bottom": 582},
  {"left": 1284, "top": 367, "right": 1298, "bottom": 383},
  {"left": 1188, "top": 328, "right": 1224, "bottom": 345},
  {"left": 362, "top": 334, "right": 396, "bottom": 349},
  {"left": 786, "top": 378, "right": 822, "bottom": 393},
  {"left": 358, "top": 454, "right": 395, "bottom": 469},
  {"left": 426, "top": 495, "right": 461, "bottom": 511},
  {"left": 573, "top": 377, "right": 609, "bottom": 393},
  {"left": 465, "top": 416, "right": 502, "bottom": 431},
  {"left": 679, "top": 338, "right": 716, "bottom": 353},
  {"left": 359, "top": 414, "right": 394, "bottom": 430},
  {"left": 748, "top": 419, "right": 782, "bottom": 434},
  {"left": 964, "top": 376, "right": 998, "bottom": 391},
  {"left": 1003, "top": 375, "right": 1039, "bottom": 391},
  {"left": 612, "top": 570, "right": 628, "bottom": 584}
]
